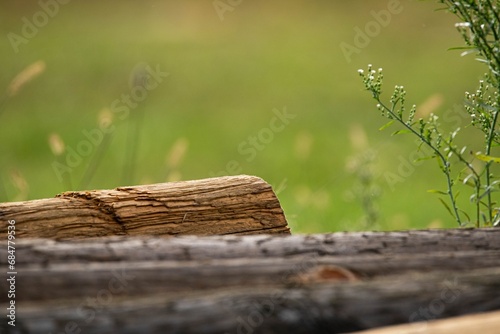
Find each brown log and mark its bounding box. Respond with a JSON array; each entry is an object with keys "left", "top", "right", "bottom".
[
  {"left": 8, "top": 227, "right": 499, "bottom": 263},
  {"left": 0, "top": 175, "right": 290, "bottom": 239},
  {"left": 7, "top": 248, "right": 500, "bottom": 302},
  {"left": 3, "top": 234, "right": 500, "bottom": 302},
  {"left": 0, "top": 229, "right": 497, "bottom": 301},
  {"left": 3, "top": 229, "right": 500, "bottom": 302},
  {"left": 2, "top": 229, "right": 500, "bottom": 333},
  {"left": 7, "top": 267, "right": 500, "bottom": 334}
]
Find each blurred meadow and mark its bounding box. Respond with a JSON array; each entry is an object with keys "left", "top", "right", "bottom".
[{"left": 0, "top": 0, "right": 486, "bottom": 232}]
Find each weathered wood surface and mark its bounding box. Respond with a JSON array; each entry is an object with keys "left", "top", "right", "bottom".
[
  {"left": 7, "top": 268, "right": 500, "bottom": 334},
  {"left": 9, "top": 227, "right": 499, "bottom": 263},
  {"left": 8, "top": 249, "right": 500, "bottom": 301},
  {"left": 2, "top": 229, "right": 500, "bottom": 333},
  {"left": 0, "top": 175, "right": 290, "bottom": 239},
  {"left": 354, "top": 309, "right": 500, "bottom": 334}
]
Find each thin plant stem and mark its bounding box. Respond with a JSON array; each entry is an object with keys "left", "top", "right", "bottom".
[
  {"left": 484, "top": 106, "right": 499, "bottom": 222},
  {"left": 375, "top": 97, "right": 462, "bottom": 225},
  {"left": 79, "top": 132, "right": 113, "bottom": 190},
  {"left": 446, "top": 140, "right": 482, "bottom": 225},
  {"left": 121, "top": 64, "right": 150, "bottom": 186},
  {"left": 122, "top": 109, "right": 145, "bottom": 186}
]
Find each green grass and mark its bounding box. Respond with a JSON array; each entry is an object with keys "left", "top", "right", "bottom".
[{"left": 0, "top": 0, "right": 486, "bottom": 232}]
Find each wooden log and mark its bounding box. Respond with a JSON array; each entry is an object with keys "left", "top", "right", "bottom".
[
  {"left": 8, "top": 267, "right": 500, "bottom": 334},
  {"left": 8, "top": 227, "right": 499, "bottom": 263},
  {"left": 2, "top": 230, "right": 500, "bottom": 332},
  {"left": 0, "top": 175, "right": 290, "bottom": 239},
  {"left": 0, "top": 229, "right": 500, "bottom": 300},
  {"left": 7, "top": 249, "right": 500, "bottom": 302}
]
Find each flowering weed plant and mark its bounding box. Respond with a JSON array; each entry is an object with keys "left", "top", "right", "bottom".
[{"left": 359, "top": 0, "right": 500, "bottom": 227}]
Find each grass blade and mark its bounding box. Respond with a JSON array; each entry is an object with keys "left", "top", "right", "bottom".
[{"left": 379, "top": 120, "right": 394, "bottom": 131}]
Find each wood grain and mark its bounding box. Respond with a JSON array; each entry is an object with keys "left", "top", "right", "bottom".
[
  {"left": 8, "top": 227, "right": 497, "bottom": 262},
  {"left": 2, "top": 229, "right": 500, "bottom": 333},
  {"left": 0, "top": 175, "right": 290, "bottom": 239}
]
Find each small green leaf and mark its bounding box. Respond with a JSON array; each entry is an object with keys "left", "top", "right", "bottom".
[
  {"left": 435, "top": 156, "right": 446, "bottom": 172},
  {"left": 475, "top": 153, "right": 500, "bottom": 163},
  {"left": 470, "top": 193, "right": 478, "bottom": 203},
  {"left": 462, "top": 174, "right": 477, "bottom": 187},
  {"left": 491, "top": 180, "right": 500, "bottom": 187},
  {"left": 413, "top": 155, "right": 434, "bottom": 163},
  {"left": 479, "top": 200, "right": 490, "bottom": 209},
  {"left": 447, "top": 46, "right": 477, "bottom": 51},
  {"left": 478, "top": 186, "right": 499, "bottom": 200},
  {"left": 379, "top": 120, "right": 395, "bottom": 131},
  {"left": 428, "top": 189, "right": 448, "bottom": 196},
  {"left": 438, "top": 198, "right": 455, "bottom": 218},
  {"left": 458, "top": 209, "right": 471, "bottom": 222},
  {"left": 392, "top": 129, "right": 411, "bottom": 136}
]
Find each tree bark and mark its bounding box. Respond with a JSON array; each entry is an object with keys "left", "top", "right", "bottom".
[
  {"left": 9, "top": 227, "right": 499, "bottom": 263},
  {"left": 0, "top": 175, "right": 290, "bottom": 239},
  {"left": 8, "top": 248, "right": 500, "bottom": 301},
  {"left": 7, "top": 268, "right": 500, "bottom": 334},
  {"left": 2, "top": 229, "right": 500, "bottom": 333}
]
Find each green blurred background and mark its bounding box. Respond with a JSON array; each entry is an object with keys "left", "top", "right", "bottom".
[{"left": 0, "top": 0, "right": 487, "bottom": 232}]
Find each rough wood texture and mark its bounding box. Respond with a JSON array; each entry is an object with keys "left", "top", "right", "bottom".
[
  {"left": 9, "top": 227, "right": 498, "bottom": 263},
  {"left": 8, "top": 249, "right": 500, "bottom": 302},
  {"left": 0, "top": 175, "right": 290, "bottom": 239},
  {"left": 6, "top": 267, "right": 500, "bottom": 333},
  {"left": 2, "top": 229, "right": 500, "bottom": 333}
]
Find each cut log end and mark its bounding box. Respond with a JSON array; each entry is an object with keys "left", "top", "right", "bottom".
[{"left": 0, "top": 175, "right": 290, "bottom": 239}]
